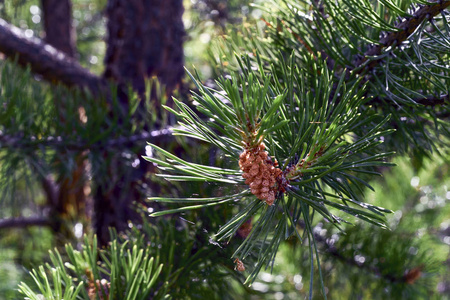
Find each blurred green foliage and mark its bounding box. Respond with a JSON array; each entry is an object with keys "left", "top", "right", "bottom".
[
  {"left": 0, "top": 227, "right": 53, "bottom": 299},
  {"left": 183, "top": 0, "right": 260, "bottom": 78}
]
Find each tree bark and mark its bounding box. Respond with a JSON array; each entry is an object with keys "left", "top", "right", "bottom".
[
  {"left": 104, "top": 0, "right": 185, "bottom": 96},
  {"left": 41, "top": 0, "right": 76, "bottom": 58},
  {"left": 39, "top": 0, "right": 90, "bottom": 243},
  {"left": 94, "top": 0, "right": 185, "bottom": 245}
]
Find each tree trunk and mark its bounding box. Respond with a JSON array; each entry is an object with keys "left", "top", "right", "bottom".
[
  {"left": 95, "top": 0, "right": 185, "bottom": 245},
  {"left": 41, "top": 0, "right": 76, "bottom": 58},
  {"left": 40, "top": 0, "right": 89, "bottom": 242},
  {"left": 104, "top": 0, "right": 185, "bottom": 96}
]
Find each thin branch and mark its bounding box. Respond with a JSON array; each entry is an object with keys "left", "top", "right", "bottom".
[
  {"left": 415, "top": 94, "right": 449, "bottom": 106},
  {"left": 0, "top": 217, "right": 51, "bottom": 229},
  {"left": 297, "top": 220, "right": 408, "bottom": 284},
  {"left": 0, "top": 18, "right": 104, "bottom": 94},
  {"left": 353, "top": 1, "right": 450, "bottom": 73},
  {"left": 0, "top": 127, "right": 175, "bottom": 151},
  {"left": 309, "top": 224, "right": 425, "bottom": 285},
  {"left": 370, "top": 94, "right": 449, "bottom": 107},
  {"left": 314, "top": 232, "right": 403, "bottom": 283}
]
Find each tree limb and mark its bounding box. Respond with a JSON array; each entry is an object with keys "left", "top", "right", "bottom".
[
  {"left": 0, "top": 127, "right": 175, "bottom": 151},
  {"left": 0, "top": 18, "right": 104, "bottom": 94},
  {"left": 0, "top": 217, "right": 51, "bottom": 229},
  {"left": 415, "top": 94, "right": 449, "bottom": 106},
  {"left": 41, "top": 0, "right": 76, "bottom": 57},
  {"left": 296, "top": 220, "right": 410, "bottom": 284},
  {"left": 370, "top": 94, "right": 449, "bottom": 107},
  {"left": 353, "top": 1, "right": 450, "bottom": 73},
  {"left": 314, "top": 232, "right": 402, "bottom": 283}
]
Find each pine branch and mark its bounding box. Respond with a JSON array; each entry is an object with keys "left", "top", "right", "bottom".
[
  {"left": 353, "top": 1, "right": 450, "bottom": 73},
  {"left": 0, "top": 216, "right": 50, "bottom": 229},
  {"left": 415, "top": 94, "right": 449, "bottom": 106},
  {"left": 371, "top": 94, "right": 449, "bottom": 107},
  {"left": 307, "top": 222, "right": 409, "bottom": 284},
  {"left": 0, "top": 18, "right": 104, "bottom": 94},
  {"left": 0, "top": 127, "right": 175, "bottom": 150}
]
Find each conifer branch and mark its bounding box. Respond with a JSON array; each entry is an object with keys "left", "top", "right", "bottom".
[
  {"left": 308, "top": 222, "right": 412, "bottom": 284},
  {"left": 0, "top": 217, "right": 50, "bottom": 229},
  {"left": 0, "top": 127, "right": 174, "bottom": 150},
  {"left": 415, "top": 94, "right": 449, "bottom": 106},
  {"left": 354, "top": 1, "right": 450, "bottom": 73},
  {"left": 0, "top": 18, "right": 104, "bottom": 94},
  {"left": 371, "top": 94, "right": 449, "bottom": 107}
]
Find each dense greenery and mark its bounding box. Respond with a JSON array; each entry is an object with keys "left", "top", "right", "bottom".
[{"left": 0, "top": 0, "right": 448, "bottom": 299}]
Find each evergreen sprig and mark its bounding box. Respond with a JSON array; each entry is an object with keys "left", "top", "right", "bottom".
[
  {"left": 18, "top": 234, "right": 163, "bottom": 300},
  {"left": 17, "top": 217, "right": 254, "bottom": 299},
  {"left": 145, "top": 53, "right": 395, "bottom": 293},
  {"left": 210, "top": 0, "right": 449, "bottom": 155}
]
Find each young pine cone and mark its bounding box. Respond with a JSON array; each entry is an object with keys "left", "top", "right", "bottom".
[{"left": 239, "top": 143, "right": 282, "bottom": 205}]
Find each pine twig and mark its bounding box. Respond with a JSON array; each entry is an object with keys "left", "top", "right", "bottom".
[
  {"left": 370, "top": 94, "right": 449, "bottom": 107},
  {"left": 0, "top": 127, "right": 175, "bottom": 151},
  {"left": 353, "top": 1, "right": 450, "bottom": 73},
  {"left": 307, "top": 223, "right": 412, "bottom": 284},
  {"left": 415, "top": 94, "right": 449, "bottom": 106}
]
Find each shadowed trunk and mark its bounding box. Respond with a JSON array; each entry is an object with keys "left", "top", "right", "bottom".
[
  {"left": 40, "top": 0, "right": 89, "bottom": 242},
  {"left": 94, "top": 0, "right": 185, "bottom": 245},
  {"left": 41, "top": 0, "right": 76, "bottom": 58},
  {"left": 104, "top": 0, "right": 185, "bottom": 96}
]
